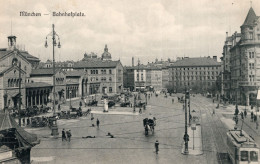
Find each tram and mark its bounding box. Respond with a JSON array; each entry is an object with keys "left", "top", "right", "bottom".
[{"left": 226, "top": 129, "right": 259, "bottom": 164}]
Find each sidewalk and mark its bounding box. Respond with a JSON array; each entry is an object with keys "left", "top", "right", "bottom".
[{"left": 182, "top": 125, "right": 203, "bottom": 155}]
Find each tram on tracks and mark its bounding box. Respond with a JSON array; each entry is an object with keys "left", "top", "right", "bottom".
[{"left": 226, "top": 129, "right": 259, "bottom": 164}]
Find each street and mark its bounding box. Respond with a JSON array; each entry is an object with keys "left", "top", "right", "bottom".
[{"left": 27, "top": 93, "right": 249, "bottom": 164}]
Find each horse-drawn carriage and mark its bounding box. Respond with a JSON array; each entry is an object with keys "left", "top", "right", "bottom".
[
  {"left": 143, "top": 117, "right": 156, "bottom": 136},
  {"left": 87, "top": 100, "right": 98, "bottom": 106},
  {"left": 108, "top": 101, "right": 116, "bottom": 108},
  {"left": 136, "top": 101, "right": 146, "bottom": 108}
]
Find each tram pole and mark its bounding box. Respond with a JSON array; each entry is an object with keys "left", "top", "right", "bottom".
[{"left": 183, "top": 88, "right": 189, "bottom": 154}]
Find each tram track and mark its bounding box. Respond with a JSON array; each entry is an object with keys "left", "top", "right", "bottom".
[{"left": 194, "top": 98, "right": 231, "bottom": 164}]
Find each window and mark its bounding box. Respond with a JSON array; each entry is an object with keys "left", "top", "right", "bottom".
[
  {"left": 109, "top": 77, "right": 112, "bottom": 81},
  {"left": 249, "top": 32, "right": 253, "bottom": 39},
  {"left": 249, "top": 63, "right": 255, "bottom": 69},
  {"left": 96, "top": 70, "right": 98, "bottom": 74},
  {"left": 118, "top": 77, "right": 121, "bottom": 81},
  {"left": 250, "top": 151, "right": 258, "bottom": 161},
  {"left": 109, "top": 70, "right": 112, "bottom": 74},
  {"left": 241, "top": 151, "right": 248, "bottom": 161},
  {"left": 109, "top": 87, "right": 112, "bottom": 93}
]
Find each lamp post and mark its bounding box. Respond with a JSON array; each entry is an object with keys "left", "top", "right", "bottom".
[
  {"left": 183, "top": 87, "right": 189, "bottom": 155},
  {"left": 69, "top": 90, "right": 72, "bottom": 109},
  {"left": 45, "top": 24, "right": 61, "bottom": 136},
  {"left": 189, "top": 89, "right": 192, "bottom": 126}
]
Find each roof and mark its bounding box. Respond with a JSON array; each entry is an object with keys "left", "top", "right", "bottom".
[
  {"left": 74, "top": 60, "right": 120, "bottom": 69},
  {"left": 0, "top": 48, "right": 40, "bottom": 62},
  {"left": 242, "top": 7, "right": 258, "bottom": 26},
  {"left": 169, "top": 57, "right": 221, "bottom": 67},
  {"left": 20, "top": 51, "right": 40, "bottom": 62},
  {"left": 65, "top": 70, "right": 86, "bottom": 77},
  {"left": 25, "top": 82, "right": 52, "bottom": 88},
  {"left": 0, "top": 65, "right": 26, "bottom": 76},
  {"left": 30, "top": 68, "right": 62, "bottom": 76},
  {"left": 0, "top": 110, "right": 40, "bottom": 147}
]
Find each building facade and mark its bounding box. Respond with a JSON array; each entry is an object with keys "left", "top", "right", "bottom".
[
  {"left": 169, "top": 57, "right": 222, "bottom": 93},
  {"left": 223, "top": 7, "right": 260, "bottom": 105}
]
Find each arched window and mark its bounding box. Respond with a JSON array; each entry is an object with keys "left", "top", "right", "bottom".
[
  {"left": 16, "top": 79, "right": 19, "bottom": 87},
  {"left": 12, "top": 58, "right": 18, "bottom": 66},
  {"left": 8, "top": 79, "right": 10, "bottom": 87},
  {"left": 13, "top": 79, "right": 16, "bottom": 87}
]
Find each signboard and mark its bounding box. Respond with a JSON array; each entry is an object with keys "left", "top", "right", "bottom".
[{"left": 191, "top": 124, "right": 196, "bottom": 130}]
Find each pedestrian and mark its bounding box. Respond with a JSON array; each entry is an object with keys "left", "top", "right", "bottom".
[
  {"left": 91, "top": 116, "right": 95, "bottom": 127},
  {"left": 96, "top": 118, "right": 100, "bottom": 128},
  {"left": 22, "top": 117, "right": 25, "bottom": 126},
  {"left": 58, "top": 104, "right": 61, "bottom": 111},
  {"left": 66, "top": 129, "right": 72, "bottom": 142},
  {"left": 244, "top": 110, "right": 247, "bottom": 118},
  {"left": 27, "top": 117, "right": 30, "bottom": 125},
  {"left": 254, "top": 115, "right": 257, "bottom": 122},
  {"left": 155, "top": 140, "right": 159, "bottom": 154},
  {"left": 235, "top": 116, "right": 238, "bottom": 125},
  {"left": 139, "top": 108, "right": 142, "bottom": 114},
  {"left": 251, "top": 112, "right": 254, "bottom": 122},
  {"left": 240, "top": 112, "right": 244, "bottom": 120},
  {"left": 212, "top": 108, "right": 215, "bottom": 115},
  {"left": 79, "top": 101, "right": 82, "bottom": 107},
  {"left": 62, "top": 129, "right": 67, "bottom": 141},
  {"left": 172, "top": 98, "right": 174, "bottom": 104}
]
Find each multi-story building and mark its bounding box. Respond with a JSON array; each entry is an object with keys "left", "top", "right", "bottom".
[
  {"left": 123, "top": 66, "right": 135, "bottom": 91},
  {"left": 0, "top": 35, "right": 41, "bottom": 109},
  {"left": 225, "top": 7, "right": 260, "bottom": 105},
  {"left": 74, "top": 45, "right": 123, "bottom": 94},
  {"left": 124, "top": 64, "right": 163, "bottom": 92},
  {"left": 168, "top": 57, "right": 222, "bottom": 93},
  {"left": 222, "top": 32, "right": 233, "bottom": 100}
]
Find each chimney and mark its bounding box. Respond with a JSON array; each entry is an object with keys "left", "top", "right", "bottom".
[
  {"left": 7, "top": 35, "right": 17, "bottom": 50},
  {"left": 226, "top": 32, "right": 228, "bottom": 38},
  {"left": 213, "top": 56, "right": 217, "bottom": 61},
  {"left": 132, "top": 57, "right": 134, "bottom": 67}
]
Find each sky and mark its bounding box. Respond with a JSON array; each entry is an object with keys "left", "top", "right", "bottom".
[{"left": 0, "top": 0, "right": 259, "bottom": 66}]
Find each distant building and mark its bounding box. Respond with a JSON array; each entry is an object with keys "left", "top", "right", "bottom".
[
  {"left": 168, "top": 57, "right": 222, "bottom": 93},
  {"left": 124, "top": 64, "right": 163, "bottom": 92},
  {"left": 74, "top": 60, "right": 123, "bottom": 94}
]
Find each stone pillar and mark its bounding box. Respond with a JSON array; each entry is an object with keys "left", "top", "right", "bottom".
[
  {"left": 34, "top": 94, "right": 37, "bottom": 105},
  {"left": 246, "top": 93, "right": 250, "bottom": 106},
  {"left": 26, "top": 96, "right": 28, "bottom": 107},
  {"left": 31, "top": 95, "right": 33, "bottom": 106},
  {"left": 38, "top": 94, "right": 41, "bottom": 105}
]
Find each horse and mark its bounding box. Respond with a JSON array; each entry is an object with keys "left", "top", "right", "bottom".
[{"left": 143, "top": 117, "right": 156, "bottom": 135}]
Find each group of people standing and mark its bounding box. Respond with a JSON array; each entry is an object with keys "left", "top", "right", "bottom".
[{"left": 62, "top": 129, "right": 72, "bottom": 142}]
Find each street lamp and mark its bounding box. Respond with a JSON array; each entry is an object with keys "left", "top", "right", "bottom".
[
  {"left": 45, "top": 24, "right": 61, "bottom": 136},
  {"left": 69, "top": 90, "right": 72, "bottom": 109}
]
